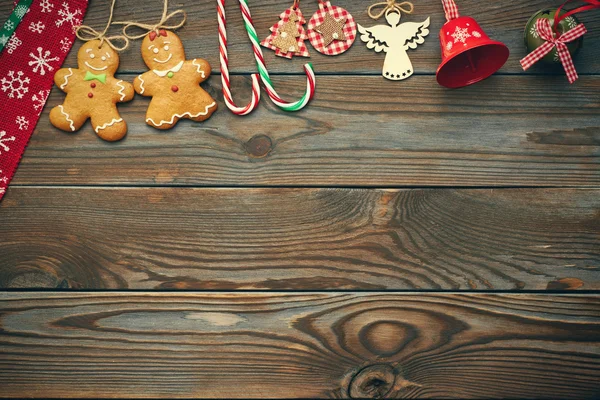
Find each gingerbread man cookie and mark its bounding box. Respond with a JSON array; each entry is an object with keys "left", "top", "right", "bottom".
[
  {"left": 133, "top": 30, "right": 217, "bottom": 129},
  {"left": 50, "top": 40, "right": 134, "bottom": 142}
]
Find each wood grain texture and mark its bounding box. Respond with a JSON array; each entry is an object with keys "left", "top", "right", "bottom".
[
  {"left": 1, "top": 187, "right": 598, "bottom": 290},
  {"left": 10, "top": 75, "right": 600, "bottom": 187},
  {"left": 0, "top": 292, "right": 599, "bottom": 398},
  {"left": 1, "top": 0, "right": 599, "bottom": 74}
]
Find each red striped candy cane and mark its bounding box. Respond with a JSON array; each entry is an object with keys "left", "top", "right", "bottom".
[{"left": 217, "top": 0, "right": 261, "bottom": 115}]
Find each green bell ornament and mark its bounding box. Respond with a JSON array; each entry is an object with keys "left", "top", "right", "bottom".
[
  {"left": 524, "top": 8, "right": 583, "bottom": 64},
  {"left": 520, "top": 0, "right": 600, "bottom": 83}
]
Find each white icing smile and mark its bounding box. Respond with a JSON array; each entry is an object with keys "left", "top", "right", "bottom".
[
  {"left": 84, "top": 62, "right": 108, "bottom": 71},
  {"left": 153, "top": 53, "right": 172, "bottom": 64}
]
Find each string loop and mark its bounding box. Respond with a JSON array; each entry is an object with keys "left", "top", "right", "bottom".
[
  {"left": 115, "top": 0, "right": 186, "bottom": 40},
  {"left": 75, "top": 0, "right": 129, "bottom": 51},
  {"left": 368, "top": 0, "right": 413, "bottom": 19}
]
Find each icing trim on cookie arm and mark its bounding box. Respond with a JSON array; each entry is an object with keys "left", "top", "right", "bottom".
[
  {"left": 60, "top": 68, "right": 73, "bottom": 90},
  {"left": 192, "top": 59, "right": 206, "bottom": 78},
  {"left": 58, "top": 105, "right": 75, "bottom": 131},
  {"left": 95, "top": 118, "right": 123, "bottom": 133},
  {"left": 146, "top": 102, "right": 217, "bottom": 127},
  {"left": 137, "top": 74, "right": 146, "bottom": 94},
  {"left": 116, "top": 80, "right": 126, "bottom": 101}
]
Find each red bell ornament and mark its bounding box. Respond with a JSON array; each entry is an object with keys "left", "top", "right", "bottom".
[{"left": 436, "top": 0, "right": 509, "bottom": 88}]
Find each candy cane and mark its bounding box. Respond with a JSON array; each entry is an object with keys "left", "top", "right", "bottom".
[
  {"left": 238, "top": 0, "right": 316, "bottom": 112},
  {"left": 217, "top": 0, "right": 260, "bottom": 115}
]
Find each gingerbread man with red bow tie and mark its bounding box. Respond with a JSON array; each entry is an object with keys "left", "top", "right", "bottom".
[{"left": 133, "top": 30, "right": 217, "bottom": 129}]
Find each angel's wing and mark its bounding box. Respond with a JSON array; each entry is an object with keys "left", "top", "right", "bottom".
[
  {"left": 357, "top": 24, "right": 392, "bottom": 53},
  {"left": 400, "top": 17, "right": 430, "bottom": 50}
]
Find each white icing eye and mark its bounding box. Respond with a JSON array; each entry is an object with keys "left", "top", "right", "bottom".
[
  {"left": 164, "top": 45, "right": 169, "bottom": 51},
  {"left": 153, "top": 48, "right": 159, "bottom": 54},
  {"left": 89, "top": 53, "right": 95, "bottom": 59},
  {"left": 101, "top": 56, "right": 106, "bottom": 61}
]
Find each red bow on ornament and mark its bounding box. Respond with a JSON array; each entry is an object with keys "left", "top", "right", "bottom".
[
  {"left": 149, "top": 29, "right": 168, "bottom": 41},
  {"left": 520, "top": 18, "right": 586, "bottom": 84}
]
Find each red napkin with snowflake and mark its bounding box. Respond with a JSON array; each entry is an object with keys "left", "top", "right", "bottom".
[{"left": 0, "top": 0, "right": 88, "bottom": 200}]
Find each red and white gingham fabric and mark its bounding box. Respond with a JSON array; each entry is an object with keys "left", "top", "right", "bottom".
[
  {"left": 520, "top": 18, "right": 587, "bottom": 84},
  {"left": 307, "top": 0, "right": 356, "bottom": 56},
  {"left": 441, "top": 0, "right": 460, "bottom": 21},
  {"left": 261, "top": 7, "right": 310, "bottom": 59}
]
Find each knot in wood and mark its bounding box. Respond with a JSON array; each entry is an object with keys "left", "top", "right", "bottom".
[
  {"left": 245, "top": 135, "right": 273, "bottom": 158},
  {"left": 348, "top": 364, "right": 397, "bottom": 399}
]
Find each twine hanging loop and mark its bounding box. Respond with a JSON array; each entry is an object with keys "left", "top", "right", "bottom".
[
  {"left": 75, "top": 0, "right": 129, "bottom": 51},
  {"left": 116, "top": 0, "right": 186, "bottom": 40},
  {"left": 368, "top": 0, "right": 414, "bottom": 19}
]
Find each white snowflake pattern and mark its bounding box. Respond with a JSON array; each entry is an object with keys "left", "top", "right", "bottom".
[
  {"left": 564, "top": 16, "right": 577, "bottom": 29},
  {"left": 29, "top": 21, "right": 45, "bottom": 34},
  {"left": 1, "top": 70, "right": 30, "bottom": 99},
  {"left": 14, "top": 4, "right": 28, "bottom": 18},
  {"left": 472, "top": 31, "right": 481, "bottom": 38},
  {"left": 28, "top": 47, "right": 59, "bottom": 75},
  {"left": 445, "top": 41, "right": 453, "bottom": 51},
  {"left": 0, "top": 170, "right": 7, "bottom": 195},
  {"left": 59, "top": 37, "right": 72, "bottom": 53},
  {"left": 15, "top": 116, "right": 29, "bottom": 131},
  {"left": 32, "top": 89, "right": 50, "bottom": 111},
  {"left": 553, "top": 50, "right": 560, "bottom": 62},
  {"left": 40, "top": 0, "right": 54, "bottom": 13},
  {"left": 0, "top": 35, "right": 9, "bottom": 46},
  {"left": 6, "top": 35, "right": 22, "bottom": 54},
  {"left": 3, "top": 20, "right": 15, "bottom": 31},
  {"left": 0, "top": 131, "right": 16, "bottom": 154},
  {"left": 56, "top": 2, "right": 82, "bottom": 32},
  {"left": 529, "top": 25, "right": 539, "bottom": 39},
  {"left": 451, "top": 26, "right": 471, "bottom": 45}
]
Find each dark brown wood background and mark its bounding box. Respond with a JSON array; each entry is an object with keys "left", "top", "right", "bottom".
[{"left": 0, "top": 0, "right": 599, "bottom": 398}]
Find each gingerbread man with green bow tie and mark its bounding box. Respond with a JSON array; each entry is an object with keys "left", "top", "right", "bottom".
[{"left": 50, "top": 40, "right": 135, "bottom": 141}]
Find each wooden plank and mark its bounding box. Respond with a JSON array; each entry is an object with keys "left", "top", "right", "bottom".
[
  {"left": 0, "top": 292, "right": 598, "bottom": 398},
  {"left": 1, "top": 187, "right": 598, "bottom": 290},
  {"left": 2, "top": 0, "right": 599, "bottom": 74},
  {"left": 11, "top": 75, "right": 600, "bottom": 187}
]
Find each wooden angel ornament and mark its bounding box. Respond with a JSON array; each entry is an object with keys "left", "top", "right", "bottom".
[{"left": 358, "top": 2, "right": 430, "bottom": 81}]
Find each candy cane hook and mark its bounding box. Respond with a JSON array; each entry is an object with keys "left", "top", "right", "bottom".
[
  {"left": 238, "top": 0, "right": 316, "bottom": 112},
  {"left": 217, "top": 0, "right": 261, "bottom": 115}
]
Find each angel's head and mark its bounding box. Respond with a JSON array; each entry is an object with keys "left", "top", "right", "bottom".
[{"left": 385, "top": 10, "right": 402, "bottom": 27}]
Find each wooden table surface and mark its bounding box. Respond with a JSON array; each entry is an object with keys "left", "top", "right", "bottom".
[{"left": 1, "top": 0, "right": 599, "bottom": 398}]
